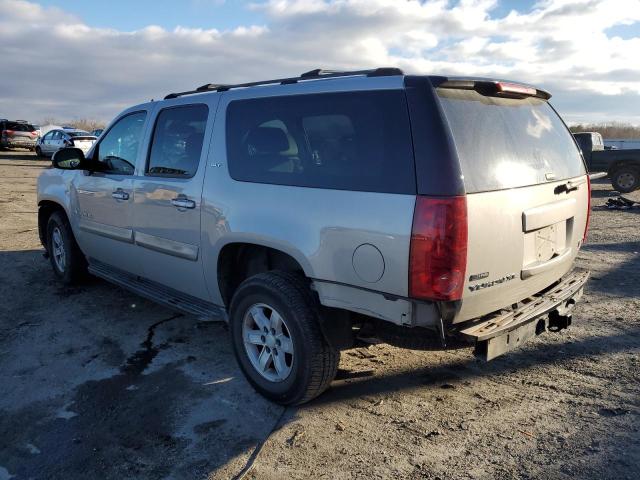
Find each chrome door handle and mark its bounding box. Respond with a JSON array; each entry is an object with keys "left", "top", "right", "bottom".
[
  {"left": 171, "top": 197, "right": 196, "bottom": 209},
  {"left": 111, "top": 189, "right": 129, "bottom": 201}
]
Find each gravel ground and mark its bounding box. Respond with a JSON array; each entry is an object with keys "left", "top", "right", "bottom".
[{"left": 0, "top": 150, "right": 638, "bottom": 480}]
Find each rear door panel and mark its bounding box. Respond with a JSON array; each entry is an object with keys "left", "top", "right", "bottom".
[{"left": 132, "top": 98, "right": 219, "bottom": 302}]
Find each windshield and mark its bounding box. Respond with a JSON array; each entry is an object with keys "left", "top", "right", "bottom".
[{"left": 436, "top": 88, "right": 585, "bottom": 193}]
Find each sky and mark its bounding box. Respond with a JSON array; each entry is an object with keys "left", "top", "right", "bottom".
[{"left": 1, "top": 0, "right": 639, "bottom": 125}]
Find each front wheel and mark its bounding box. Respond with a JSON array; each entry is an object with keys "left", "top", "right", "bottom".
[
  {"left": 46, "top": 211, "right": 87, "bottom": 284},
  {"left": 611, "top": 167, "right": 640, "bottom": 193},
  {"left": 35, "top": 146, "right": 43, "bottom": 157},
  {"left": 229, "top": 271, "right": 339, "bottom": 405}
]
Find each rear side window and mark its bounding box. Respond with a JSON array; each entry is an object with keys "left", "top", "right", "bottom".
[
  {"left": 226, "top": 91, "right": 415, "bottom": 194},
  {"left": 436, "top": 89, "right": 585, "bottom": 193},
  {"left": 147, "top": 104, "right": 208, "bottom": 177}
]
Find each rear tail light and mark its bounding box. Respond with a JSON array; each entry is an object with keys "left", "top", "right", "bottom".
[
  {"left": 583, "top": 175, "right": 591, "bottom": 242},
  {"left": 409, "top": 196, "right": 468, "bottom": 301},
  {"left": 3, "top": 130, "right": 13, "bottom": 136}
]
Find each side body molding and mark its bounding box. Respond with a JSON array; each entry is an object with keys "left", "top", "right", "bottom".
[{"left": 135, "top": 231, "right": 199, "bottom": 261}]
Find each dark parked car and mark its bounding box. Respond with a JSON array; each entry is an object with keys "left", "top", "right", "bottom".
[
  {"left": 0, "top": 120, "right": 38, "bottom": 150},
  {"left": 574, "top": 131, "right": 640, "bottom": 192}
]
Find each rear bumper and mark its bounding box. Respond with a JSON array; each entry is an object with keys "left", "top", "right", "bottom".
[
  {"left": 456, "top": 268, "right": 589, "bottom": 360},
  {"left": 2, "top": 138, "right": 36, "bottom": 148}
]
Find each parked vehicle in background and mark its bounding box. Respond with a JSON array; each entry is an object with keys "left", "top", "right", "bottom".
[
  {"left": 38, "top": 68, "right": 591, "bottom": 405},
  {"left": 574, "top": 131, "right": 640, "bottom": 192},
  {"left": 90, "top": 128, "right": 104, "bottom": 137},
  {"left": 36, "top": 129, "right": 97, "bottom": 157},
  {"left": 0, "top": 120, "right": 38, "bottom": 150},
  {"left": 32, "top": 124, "right": 42, "bottom": 138}
]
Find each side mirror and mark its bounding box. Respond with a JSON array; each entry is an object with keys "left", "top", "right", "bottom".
[{"left": 52, "top": 148, "right": 88, "bottom": 170}]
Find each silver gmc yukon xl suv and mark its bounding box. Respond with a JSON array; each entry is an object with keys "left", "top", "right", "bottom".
[{"left": 37, "top": 68, "right": 591, "bottom": 405}]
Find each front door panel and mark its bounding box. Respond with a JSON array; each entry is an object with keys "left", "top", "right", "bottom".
[
  {"left": 72, "top": 174, "right": 141, "bottom": 274},
  {"left": 71, "top": 110, "right": 150, "bottom": 276}
]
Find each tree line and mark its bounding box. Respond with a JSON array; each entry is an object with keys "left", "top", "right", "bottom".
[
  {"left": 568, "top": 122, "right": 640, "bottom": 139},
  {"left": 41, "top": 117, "right": 106, "bottom": 132}
]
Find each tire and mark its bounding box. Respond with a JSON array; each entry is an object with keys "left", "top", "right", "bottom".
[
  {"left": 611, "top": 166, "right": 640, "bottom": 193},
  {"left": 35, "top": 146, "right": 43, "bottom": 157},
  {"left": 46, "top": 211, "right": 87, "bottom": 284},
  {"left": 229, "top": 271, "right": 339, "bottom": 405}
]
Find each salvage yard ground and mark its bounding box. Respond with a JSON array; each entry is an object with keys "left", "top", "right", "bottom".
[{"left": 0, "top": 150, "right": 638, "bottom": 480}]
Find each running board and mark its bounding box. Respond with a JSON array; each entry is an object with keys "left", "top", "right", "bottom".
[{"left": 88, "top": 260, "right": 227, "bottom": 322}]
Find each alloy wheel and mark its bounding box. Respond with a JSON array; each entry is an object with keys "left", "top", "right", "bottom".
[
  {"left": 242, "top": 303, "right": 294, "bottom": 382},
  {"left": 51, "top": 227, "right": 66, "bottom": 273}
]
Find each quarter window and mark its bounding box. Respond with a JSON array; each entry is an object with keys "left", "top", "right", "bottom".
[
  {"left": 225, "top": 91, "right": 416, "bottom": 194},
  {"left": 147, "top": 104, "right": 209, "bottom": 177},
  {"left": 96, "top": 111, "right": 147, "bottom": 175}
]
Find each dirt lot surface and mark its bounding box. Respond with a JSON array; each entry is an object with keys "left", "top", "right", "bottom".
[{"left": 0, "top": 149, "right": 638, "bottom": 480}]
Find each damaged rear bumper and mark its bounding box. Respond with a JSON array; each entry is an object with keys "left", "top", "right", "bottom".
[{"left": 457, "top": 268, "right": 590, "bottom": 360}]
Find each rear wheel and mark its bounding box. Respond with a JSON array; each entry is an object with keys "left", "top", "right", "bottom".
[
  {"left": 611, "top": 166, "right": 640, "bottom": 193},
  {"left": 229, "top": 271, "right": 339, "bottom": 405},
  {"left": 46, "top": 211, "right": 87, "bottom": 284}
]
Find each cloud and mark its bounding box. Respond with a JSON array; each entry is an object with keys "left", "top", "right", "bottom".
[{"left": 0, "top": 0, "right": 638, "bottom": 124}]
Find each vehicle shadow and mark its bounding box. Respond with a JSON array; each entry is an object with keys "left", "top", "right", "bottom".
[
  {"left": 309, "top": 322, "right": 640, "bottom": 408},
  {"left": 0, "top": 152, "right": 50, "bottom": 166},
  {"left": 0, "top": 249, "right": 283, "bottom": 480}
]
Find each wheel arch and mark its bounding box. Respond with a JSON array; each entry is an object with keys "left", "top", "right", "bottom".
[
  {"left": 37, "top": 200, "right": 68, "bottom": 252},
  {"left": 216, "top": 241, "right": 312, "bottom": 308}
]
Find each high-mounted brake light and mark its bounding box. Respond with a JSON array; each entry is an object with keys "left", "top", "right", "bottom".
[
  {"left": 409, "top": 196, "right": 468, "bottom": 301},
  {"left": 496, "top": 82, "right": 537, "bottom": 97},
  {"left": 583, "top": 175, "right": 591, "bottom": 242}
]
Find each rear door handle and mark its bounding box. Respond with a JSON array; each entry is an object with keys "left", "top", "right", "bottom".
[
  {"left": 171, "top": 197, "right": 196, "bottom": 209},
  {"left": 111, "top": 189, "right": 130, "bottom": 201}
]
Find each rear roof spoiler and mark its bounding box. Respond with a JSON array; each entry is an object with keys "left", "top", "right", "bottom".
[{"left": 429, "top": 76, "right": 551, "bottom": 100}]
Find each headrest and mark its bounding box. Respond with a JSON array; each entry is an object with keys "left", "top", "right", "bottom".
[{"left": 246, "top": 127, "right": 289, "bottom": 155}]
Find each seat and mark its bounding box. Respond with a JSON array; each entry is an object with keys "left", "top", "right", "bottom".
[{"left": 244, "top": 126, "right": 295, "bottom": 173}]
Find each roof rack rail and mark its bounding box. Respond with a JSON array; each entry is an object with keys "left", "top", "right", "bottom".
[{"left": 163, "top": 67, "right": 404, "bottom": 100}]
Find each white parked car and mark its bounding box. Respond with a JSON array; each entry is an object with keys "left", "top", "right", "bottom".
[{"left": 36, "top": 129, "right": 97, "bottom": 157}]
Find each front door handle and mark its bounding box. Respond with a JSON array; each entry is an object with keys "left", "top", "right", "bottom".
[
  {"left": 171, "top": 197, "right": 196, "bottom": 209},
  {"left": 111, "top": 189, "right": 130, "bottom": 201}
]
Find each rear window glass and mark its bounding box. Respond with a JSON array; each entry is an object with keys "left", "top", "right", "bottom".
[
  {"left": 6, "top": 122, "right": 35, "bottom": 132},
  {"left": 67, "top": 131, "right": 91, "bottom": 137},
  {"left": 226, "top": 90, "right": 416, "bottom": 194},
  {"left": 436, "top": 89, "right": 585, "bottom": 193}
]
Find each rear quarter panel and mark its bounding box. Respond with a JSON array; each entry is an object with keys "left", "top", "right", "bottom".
[{"left": 199, "top": 78, "right": 416, "bottom": 306}]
